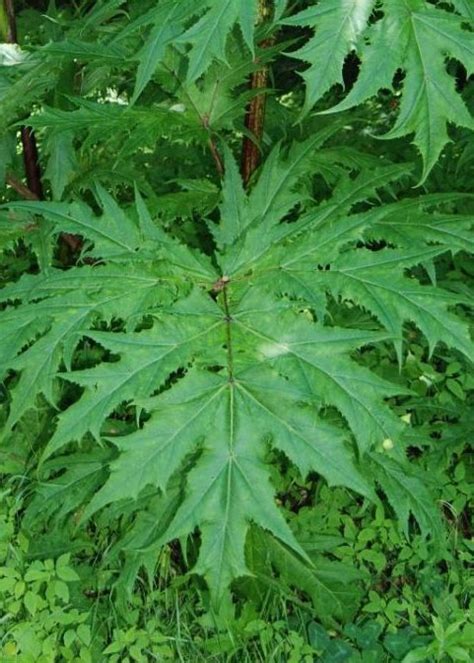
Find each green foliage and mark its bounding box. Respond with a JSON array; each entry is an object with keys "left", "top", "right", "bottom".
[
  {"left": 0, "top": 493, "right": 91, "bottom": 662},
  {"left": 0, "top": 0, "right": 472, "bottom": 660},
  {"left": 4, "top": 135, "right": 471, "bottom": 602},
  {"left": 284, "top": 0, "right": 474, "bottom": 181}
]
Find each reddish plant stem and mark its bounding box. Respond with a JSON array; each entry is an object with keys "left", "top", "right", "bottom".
[
  {"left": 241, "top": 67, "right": 269, "bottom": 186},
  {"left": 240, "top": 0, "right": 274, "bottom": 187},
  {"left": 3, "top": 1, "right": 43, "bottom": 199},
  {"left": 208, "top": 136, "right": 224, "bottom": 177},
  {"left": 20, "top": 127, "right": 44, "bottom": 199},
  {"left": 3, "top": 0, "right": 81, "bottom": 254}
]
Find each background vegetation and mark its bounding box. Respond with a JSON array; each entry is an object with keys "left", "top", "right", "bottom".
[{"left": 0, "top": 1, "right": 472, "bottom": 661}]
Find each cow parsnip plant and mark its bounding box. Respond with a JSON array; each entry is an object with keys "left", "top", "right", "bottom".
[{"left": 0, "top": 0, "right": 472, "bottom": 615}]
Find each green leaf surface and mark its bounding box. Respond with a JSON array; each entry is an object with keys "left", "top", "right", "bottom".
[
  {"left": 177, "top": 0, "right": 257, "bottom": 82},
  {"left": 1, "top": 130, "right": 466, "bottom": 604},
  {"left": 282, "top": 0, "right": 375, "bottom": 112},
  {"left": 286, "top": 0, "right": 474, "bottom": 181}
]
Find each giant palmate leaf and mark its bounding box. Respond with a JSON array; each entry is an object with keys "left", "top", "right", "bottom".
[{"left": 1, "top": 131, "right": 471, "bottom": 603}]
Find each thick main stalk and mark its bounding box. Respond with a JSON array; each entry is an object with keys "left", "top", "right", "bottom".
[{"left": 240, "top": 0, "right": 274, "bottom": 187}]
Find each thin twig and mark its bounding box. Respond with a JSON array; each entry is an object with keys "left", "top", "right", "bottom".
[{"left": 207, "top": 136, "right": 224, "bottom": 177}]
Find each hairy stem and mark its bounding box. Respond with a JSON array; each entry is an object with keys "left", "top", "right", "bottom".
[{"left": 240, "top": 0, "right": 274, "bottom": 187}]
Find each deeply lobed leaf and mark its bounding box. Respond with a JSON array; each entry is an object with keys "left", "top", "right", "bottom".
[{"left": 1, "top": 129, "right": 471, "bottom": 605}]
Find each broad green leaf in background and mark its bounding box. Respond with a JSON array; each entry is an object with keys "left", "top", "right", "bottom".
[
  {"left": 285, "top": 0, "right": 474, "bottom": 181},
  {"left": 246, "top": 528, "right": 366, "bottom": 621},
  {"left": 281, "top": 0, "right": 375, "bottom": 112}
]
